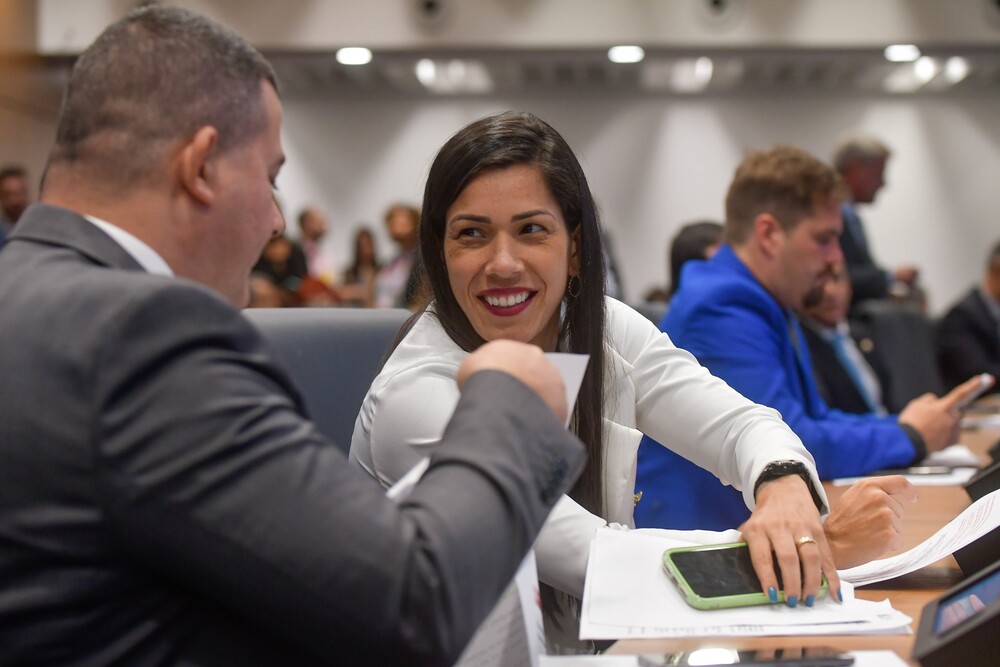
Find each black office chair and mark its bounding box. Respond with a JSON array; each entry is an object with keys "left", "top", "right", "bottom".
[
  {"left": 852, "top": 300, "right": 943, "bottom": 412},
  {"left": 243, "top": 307, "right": 411, "bottom": 453}
]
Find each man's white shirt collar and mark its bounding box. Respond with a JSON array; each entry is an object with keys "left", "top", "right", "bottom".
[
  {"left": 83, "top": 215, "right": 173, "bottom": 277},
  {"left": 802, "top": 318, "right": 849, "bottom": 343}
]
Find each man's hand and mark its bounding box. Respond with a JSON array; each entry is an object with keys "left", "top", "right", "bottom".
[
  {"left": 899, "top": 374, "right": 995, "bottom": 452},
  {"left": 458, "top": 340, "right": 568, "bottom": 424},
  {"left": 825, "top": 476, "right": 917, "bottom": 569},
  {"left": 893, "top": 265, "right": 919, "bottom": 286}
]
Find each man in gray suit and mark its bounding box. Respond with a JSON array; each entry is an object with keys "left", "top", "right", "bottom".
[
  {"left": 0, "top": 7, "right": 584, "bottom": 666},
  {"left": 833, "top": 136, "right": 919, "bottom": 308}
]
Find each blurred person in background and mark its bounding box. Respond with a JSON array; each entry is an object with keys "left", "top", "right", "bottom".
[
  {"left": 668, "top": 220, "right": 724, "bottom": 298},
  {"left": 0, "top": 165, "right": 31, "bottom": 249},
  {"left": 373, "top": 203, "right": 421, "bottom": 308},
  {"left": 937, "top": 239, "right": 1000, "bottom": 393},
  {"left": 833, "top": 136, "right": 920, "bottom": 310},
  {"left": 297, "top": 205, "right": 338, "bottom": 286},
  {"left": 341, "top": 226, "right": 380, "bottom": 307},
  {"left": 799, "top": 263, "right": 891, "bottom": 415}
]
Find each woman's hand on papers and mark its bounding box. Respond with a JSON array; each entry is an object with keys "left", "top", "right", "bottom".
[
  {"left": 740, "top": 474, "right": 841, "bottom": 607},
  {"left": 825, "top": 475, "right": 917, "bottom": 569}
]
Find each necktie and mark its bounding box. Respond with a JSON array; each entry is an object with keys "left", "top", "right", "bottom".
[{"left": 830, "top": 330, "right": 881, "bottom": 414}]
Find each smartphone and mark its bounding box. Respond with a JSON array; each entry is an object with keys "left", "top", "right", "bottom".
[
  {"left": 955, "top": 373, "right": 995, "bottom": 411},
  {"left": 662, "top": 542, "right": 828, "bottom": 610},
  {"left": 637, "top": 646, "right": 853, "bottom": 666}
]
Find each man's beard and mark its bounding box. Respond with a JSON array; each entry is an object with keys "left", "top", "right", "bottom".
[{"left": 801, "top": 284, "right": 825, "bottom": 310}]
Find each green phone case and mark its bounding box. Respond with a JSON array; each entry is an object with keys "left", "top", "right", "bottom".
[{"left": 661, "top": 541, "right": 828, "bottom": 611}]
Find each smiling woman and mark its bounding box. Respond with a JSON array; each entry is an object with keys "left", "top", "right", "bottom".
[
  {"left": 444, "top": 164, "right": 577, "bottom": 353},
  {"left": 347, "top": 111, "right": 900, "bottom": 656}
]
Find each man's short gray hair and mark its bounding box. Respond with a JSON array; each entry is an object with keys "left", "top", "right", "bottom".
[
  {"left": 49, "top": 5, "right": 277, "bottom": 187},
  {"left": 832, "top": 136, "right": 891, "bottom": 172}
]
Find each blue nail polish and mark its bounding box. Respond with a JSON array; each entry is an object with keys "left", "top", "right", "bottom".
[
  {"left": 805, "top": 595, "right": 815, "bottom": 607},
  {"left": 768, "top": 586, "right": 778, "bottom": 603},
  {"left": 837, "top": 589, "right": 843, "bottom": 603},
  {"left": 787, "top": 595, "right": 798, "bottom": 608}
]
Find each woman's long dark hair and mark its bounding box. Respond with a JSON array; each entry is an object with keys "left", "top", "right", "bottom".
[{"left": 420, "top": 111, "right": 608, "bottom": 517}]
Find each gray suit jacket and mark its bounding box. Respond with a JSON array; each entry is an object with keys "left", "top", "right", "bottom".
[
  {"left": 840, "top": 202, "right": 890, "bottom": 307},
  {"left": 0, "top": 204, "right": 585, "bottom": 666}
]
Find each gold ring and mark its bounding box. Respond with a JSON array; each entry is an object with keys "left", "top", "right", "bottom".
[{"left": 795, "top": 536, "right": 817, "bottom": 550}]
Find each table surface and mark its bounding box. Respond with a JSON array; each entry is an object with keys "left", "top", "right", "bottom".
[{"left": 608, "top": 412, "right": 999, "bottom": 666}]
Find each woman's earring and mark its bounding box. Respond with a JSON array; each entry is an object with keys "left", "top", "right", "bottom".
[{"left": 567, "top": 274, "right": 581, "bottom": 298}]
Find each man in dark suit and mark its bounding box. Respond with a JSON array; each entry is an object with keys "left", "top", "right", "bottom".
[
  {"left": 799, "top": 264, "right": 891, "bottom": 415},
  {"left": 833, "top": 136, "right": 919, "bottom": 309},
  {"left": 0, "top": 7, "right": 584, "bottom": 666},
  {"left": 938, "top": 240, "right": 1000, "bottom": 392}
]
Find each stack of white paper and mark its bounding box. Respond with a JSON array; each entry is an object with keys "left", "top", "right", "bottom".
[
  {"left": 580, "top": 528, "right": 911, "bottom": 641},
  {"left": 540, "top": 651, "right": 909, "bottom": 667}
]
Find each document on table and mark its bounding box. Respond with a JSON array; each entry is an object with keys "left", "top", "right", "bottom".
[
  {"left": 580, "top": 528, "right": 911, "bottom": 641},
  {"left": 540, "top": 651, "right": 908, "bottom": 666},
  {"left": 839, "top": 488, "right": 1000, "bottom": 587},
  {"left": 453, "top": 551, "right": 545, "bottom": 667},
  {"left": 962, "top": 413, "right": 1000, "bottom": 429},
  {"left": 923, "top": 443, "right": 984, "bottom": 467}
]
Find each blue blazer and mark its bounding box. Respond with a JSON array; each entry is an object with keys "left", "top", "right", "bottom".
[{"left": 634, "top": 245, "right": 916, "bottom": 531}]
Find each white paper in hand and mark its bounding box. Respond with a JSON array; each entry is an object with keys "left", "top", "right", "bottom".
[{"left": 545, "top": 353, "right": 589, "bottom": 428}]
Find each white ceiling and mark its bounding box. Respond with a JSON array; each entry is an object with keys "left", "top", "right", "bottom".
[{"left": 266, "top": 46, "right": 1000, "bottom": 99}]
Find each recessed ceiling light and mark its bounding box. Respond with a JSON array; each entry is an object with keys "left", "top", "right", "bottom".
[
  {"left": 944, "top": 56, "right": 970, "bottom": 84},
  {"left": 914, "top": 56, "right": 939, "bottom": 83},
  {"left": 414, "top": 58, "right": 493, "bottom": 94},
  {"left": 415, "top": 58, "right": 436, "bottom": 86},
  {"left": 670, "top": 57, "right": 714, "bottom": 92},
  {"left": 336, "top": 47, "right": 372, "bottom": 66},
  {"left": 608, "top": 45, "right": 645, "bottom": 64},
  {"left": 884, "top": 44, "right": 921, "bottom": 63}
]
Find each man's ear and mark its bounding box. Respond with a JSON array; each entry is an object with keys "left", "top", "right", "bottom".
[
  {"left": 177, "top": 126, "right": 219, "bottom": 207},
  {"left": 754, "top": 213, "right": 784, "bottom": 259}
]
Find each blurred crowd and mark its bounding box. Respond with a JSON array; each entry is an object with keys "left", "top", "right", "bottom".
[{"left": 248, "top": 202, "right": 423, "bottom": 310}]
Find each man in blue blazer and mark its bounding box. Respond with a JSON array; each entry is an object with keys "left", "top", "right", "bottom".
[
  {"left": 635, "top": 146, "right": 982, "bottom": 532},
  {"left": 0, "top": 7, "right": 585, "bottom": 665}
]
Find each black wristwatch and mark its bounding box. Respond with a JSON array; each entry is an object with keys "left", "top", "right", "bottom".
[{"left": 753, "top": 460, "right": 825, "bottom": 512}]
